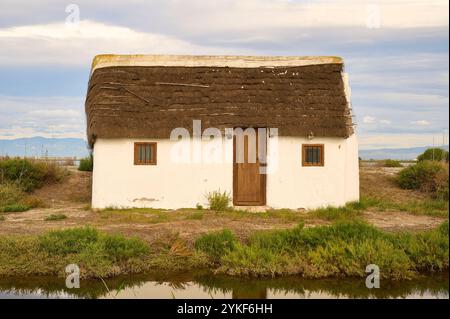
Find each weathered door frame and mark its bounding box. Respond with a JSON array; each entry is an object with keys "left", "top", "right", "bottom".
[{"left": 232, "top": 128, "right": 267, "bottom": 206}]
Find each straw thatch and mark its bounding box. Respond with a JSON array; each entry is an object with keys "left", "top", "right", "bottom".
[{"left": 85, "top": 56, "right": 354, "bottom": 146}]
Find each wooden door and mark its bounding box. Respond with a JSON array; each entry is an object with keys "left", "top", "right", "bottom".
[{"left": 233, "top": 129, "right": 266, "bottom": 206}]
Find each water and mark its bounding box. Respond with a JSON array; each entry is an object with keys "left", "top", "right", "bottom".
[{"left": 0, "top": 272, "right": 448, "bottom": 299}]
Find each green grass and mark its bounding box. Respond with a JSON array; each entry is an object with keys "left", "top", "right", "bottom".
[
  {"left": 214, "top": 208, "right": 304, "bottom": 223},
  {"left": 196, "top": 221, "right": 449, "bottom": 279},
  {"left": 0, "top": 227, "right": 207, "bottom": 278},
  {"left": 307, "top": 196, "right": 448, "bottom": 220},
  {"left": 0, "top": 223, "right": 447, "bottom": 280},
  {"left": 44, "top": 214, "right": 67, "bottom": 221},
  {"left": 97, "top": 206, "right": 307, "bottom": 225},
  {"left": 195, "top": 229, "right": 237, "bottom": 261},
  {"left": 309, "top": 205, "right": 362, "bottom": 221},
  {"left": 307, "top": 198, "right": 379, "bottom": 221},
  {"left": 360, "top": 196, "right": 448, "bottom": 218},
  {"left": 1, "top": 204, "right": 31, "bottom": 213},
  {"left": 98, "top": 207, "right": 170, "bottom": 224},
  {"left": 0, "top": 227, "right": 152, "bottom": 278}
]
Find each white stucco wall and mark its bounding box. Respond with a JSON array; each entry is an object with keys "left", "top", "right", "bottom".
[
  {"left": 266, "top": 134, "right": 359, "bottom": 209},
  {"left": 91, "top": 135, "right": 359, "bottom": 210},
  {"left": 92, "top": 138, "right": 233, "bottom": 209}
]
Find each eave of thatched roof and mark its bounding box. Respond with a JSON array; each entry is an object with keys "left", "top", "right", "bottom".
[{"left": 85, "top": 55, "right": 354, "bottom": 147}]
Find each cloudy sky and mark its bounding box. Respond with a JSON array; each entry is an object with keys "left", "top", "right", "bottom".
[{"left": 0, "top": 0, "right": 448, "bottom": 149}]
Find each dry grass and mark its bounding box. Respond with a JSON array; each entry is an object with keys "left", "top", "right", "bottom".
[
  {"left": 360, "top": 167, "right": 427, "bottom": 202},
  {"left": 360, "top": 167, "right": 448, "bottom": 217},
  {"left": 97, "top": 208, "right": 171, "bottom": 224}
]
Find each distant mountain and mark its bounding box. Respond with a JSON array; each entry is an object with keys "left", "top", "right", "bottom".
[
  {"left": 360, "top": 145, "right": 449, "bottom": 160},
  {"left": 0, "top": 137, "right": 89, "bottom": 158}
]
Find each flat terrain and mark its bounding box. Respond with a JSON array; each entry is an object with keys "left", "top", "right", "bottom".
[{"left": 0, "top": 166, "right": 447, "bottom": 244}]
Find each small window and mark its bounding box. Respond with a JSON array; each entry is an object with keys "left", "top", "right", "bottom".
[
  {"left": 134, "top": 142, "right": 157, "bottom": 165},
  {"left": 302, "top": 144, "right": 324, "bottom": 166}
]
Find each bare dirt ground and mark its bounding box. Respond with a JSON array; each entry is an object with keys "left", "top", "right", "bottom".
[
  {"left": 0, "top": 166, "right": 447, "bottom": 243},
  {"left": 362, "top": 210, "right": 443, "bottom": 231}
]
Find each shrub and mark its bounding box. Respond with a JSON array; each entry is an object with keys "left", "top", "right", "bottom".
[
  {"left": 397, "top": 161, "right": 449, "bottom": 199},
  {"left": 0, "top": 228, "right": 154, "bottom": 279},
  {"left": 392, "top": 222, "right": 449, "bottom": 271},
  {"left": 102, "top": 234, "right": 149, "bottom": 261},
  {"left": 433, "top": 166, "right": 449, "bottom": 200},
  {"left": 0, "top": 158, "right": 43, "bottom": 191},
  {"left": 195, "top": 229, "right": 237, "bottom": 260},
  {"left": 217, "top": 221, "right": 448, "bottom": 279},
  {"left": 44, "top": 214, "right": 67, "bottom": 221},
  {"left": 78, "top": 155, "right": 93, "bottom": 172},
  {"left": 417, "top": 148, "right": 449, "bottom": 162},
  {"left": 249, "top": 221, "right": 384, "bottom": 253},
  {"left": 0, "top": 158, "right": 66, "bottom": 192},
  {"left": 1, "top": 204, "right": 30, "bottom": 213},
  {"left": 38, "top": 227, "right": 100, "bottom": 255},
  {"left": 383, "top": 159, "right": 402, "bottom": 167},
  {"left": 306, "top": 238, "right": 413, "bottom": 279},
  {"left": 220, "top": 243, "right": 288, "bottom": 277},
  {"left": 206, "top": 190, "right": 231, "bottom": 211}
]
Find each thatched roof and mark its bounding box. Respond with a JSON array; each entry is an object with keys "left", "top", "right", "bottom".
[{"left": 86, "top": 55, "right": 354, "bottom": 147}]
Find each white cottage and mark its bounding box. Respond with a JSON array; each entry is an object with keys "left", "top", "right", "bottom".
[{"left": 86, "top": 55, "right": 359, "bottom": 210}]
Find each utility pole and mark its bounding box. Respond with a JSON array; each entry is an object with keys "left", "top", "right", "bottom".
[{"left": 432, "top": 136, "right": 435, "bottom": 161}]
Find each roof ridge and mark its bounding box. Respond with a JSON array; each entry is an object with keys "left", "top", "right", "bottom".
[{"left": 91, "top": 54, "right": 343, "bottom": 73}]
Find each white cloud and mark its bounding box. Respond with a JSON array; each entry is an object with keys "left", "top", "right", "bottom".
[
  {"left": 0, "top": 20, "right": 248, "bottom": 66},
  {"left": 363, "top": 116, "right": 376, "bottom": 124},
  {"left": 411, "top": 120, "right": 431, "bottom": 126},
  {"left": 0, "top": 95, "right": 85, "bottom": 139},
  {"left": 174, "top": 0, "right": 449, "bottom": 32},
  {"left": 379, "top": 119, "right": 392, "bottom": 125},
  {"left": 1, "top": 0, "right": 448, "bottom": 32}
]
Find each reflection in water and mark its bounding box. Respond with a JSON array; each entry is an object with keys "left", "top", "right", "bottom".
[{"left": 0, "top": 271, "right": 448, "bottom": 299}]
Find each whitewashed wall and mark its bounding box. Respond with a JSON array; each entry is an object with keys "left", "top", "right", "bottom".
[
  {"left": 91, "top": 135, "right": 359, "bottom": 209},
  {"left": 266, "top": 134, "right": 359, "bottom": 209},
  {"left": 92, "top": 138, "right": 233, "bottom": 209}
]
